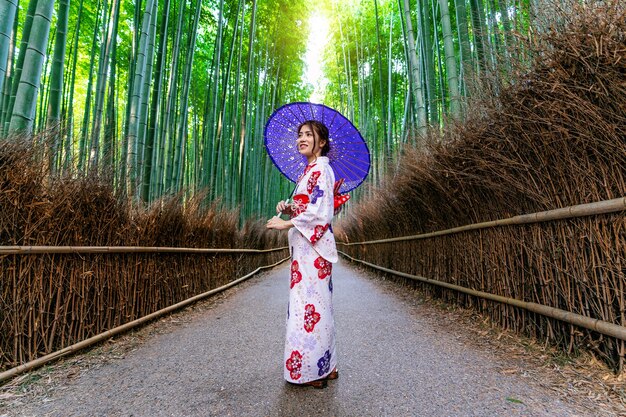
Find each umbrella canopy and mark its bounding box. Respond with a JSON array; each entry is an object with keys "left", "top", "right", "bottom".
[{"left": 264, "top": 102, "right": 370, "bottom": 194}]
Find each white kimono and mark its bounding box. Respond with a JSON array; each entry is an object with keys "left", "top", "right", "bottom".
[{"left": 284, "top": 156, "right": 338, "bottom": 383}]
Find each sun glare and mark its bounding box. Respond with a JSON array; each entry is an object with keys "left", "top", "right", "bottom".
[{"left": 304, "top": 13, "right": 330, "bottom": 103}]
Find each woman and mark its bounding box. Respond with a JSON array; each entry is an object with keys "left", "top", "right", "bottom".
[{"left": 266, "top": 120, "right": 339, "bottom": 389}]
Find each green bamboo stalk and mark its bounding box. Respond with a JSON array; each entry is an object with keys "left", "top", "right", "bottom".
[
  {"left": 62, "top": 0, "right": 85, "bottom": 172},
  {"left": 9, "top": 0, "right": 55, "bottom": 134},
  {"left": 396, "top": 0, "right": 411, "bottom": 145},
  {"left": 218, "top": 0, "right": 244, "bottom": 201},
  {"left": 161, "top": 0, "right": 186, "bottom": 195},
  {"left": 36, "top": 28, "right": 53, "bottom": 134},
  {"left": 386, "top": 11, "right": 393, "bottom": 153},
  {"left": 373, "top": 0, "right": 387, "bottom": 150},
  {"left": 402, "top": 0, "right": 427, "bottom": 135},
  {"left": 0, "top": 0, "right": 18, "bottom": 133},
  {"left": 46, "top": 0, "right": 70, "bottom": 169},
  {"left": 438, "top": 0, "right": 462, "bottom": 119},
  {"left": 336, "top": 10, "right": 354, "bottom": 121},
  {"left": 206, "top": 0, "right": 226, "bottom": 196},
  {"left": 137, "top": 0, "right": 158, "bottom": 186},
  {"left": 172, "top": 0, "right": 201, "bottom": 192},
  {"left": 142, "top": 0, "right": 171, "bottom": 202},
  {"left": 0, "top": 0, "right": 17, "bottom": 102},
  {"left": 237, "top": 0, "right": 258, "bottom": 209},
  {"left": 498, "top": 0, "right": 514, "bottom": 53},
  {"left": 78, "top": 0, "right": 103, "bottom": 172},
  {"left": 90, "top": 0, "right": 116, "bottom": 170},
  {"left": 470, "top": 0, "right": 489, "bottom": 74},
  {"left": 228, "top": 3, "right": 245, "bottom": 206},
  {"left": 3, "top": 0, "right": 36, "bottom": 135},
  {"left": 419, "top": 0, "right": 438, "bottom": 125},
  {"left": 102, "top": 0, "right": 121, "bottom": 175},
  {"left": 454, "top": 0, "right": 472, "bottom": 96},
  {"left": 46, "top": 0, "right": 69, "bottom": 129},
  {"left": 127, "top": 0, "right": 155, "bottom": 193}
]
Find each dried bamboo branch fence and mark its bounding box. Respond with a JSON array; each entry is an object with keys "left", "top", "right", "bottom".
[
  {"left": 0, "top": 138, "right": 292, "bottom": 377},
  {"left": 0, "top": 254, "right": 289, "bottom": 383},
  {"left": 0, "top": 245, "right": 289, "bottom": 375},
  {"left": 0, "top": 246, "right": 287, "bottom": 254},
  {"left": 338, "top": 197, "right": 626, "bottom": 370},
  {"left": 340, "top": 198, "right": 625, "bottom": 244},
  {"left": 337, "top": 4, "right": 626, "bottom": 372}
]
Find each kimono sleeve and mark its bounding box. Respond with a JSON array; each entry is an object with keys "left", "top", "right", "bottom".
[{"left": 291, "top": 165, "right": 335, "bottom": 245}]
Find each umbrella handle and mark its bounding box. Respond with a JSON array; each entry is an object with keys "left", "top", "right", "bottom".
[{"left": 275, "top": 199, "right": 291, "bottom": 216}]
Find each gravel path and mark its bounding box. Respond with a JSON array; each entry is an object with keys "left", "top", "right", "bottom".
[{"left": 6, "top": 260, "right": 596, "bottom": 416}]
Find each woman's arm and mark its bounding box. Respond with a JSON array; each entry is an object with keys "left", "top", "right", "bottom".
[{"left": 266, "top": 216, "right": 293, "bottom": 230}]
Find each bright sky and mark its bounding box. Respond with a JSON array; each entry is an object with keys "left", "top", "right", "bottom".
[{"left": 303, "top": 13, "right": 330, "bottom": 103}]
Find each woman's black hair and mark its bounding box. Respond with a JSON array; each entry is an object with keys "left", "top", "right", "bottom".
[{"left": 297, "top": 120, "right": 331, "bottom": 156}]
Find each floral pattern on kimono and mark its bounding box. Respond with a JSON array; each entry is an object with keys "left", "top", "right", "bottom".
[
  {"left": 290, "top": 260, "right": 302, "bottom": 289},
  {"left": 290, "top": 194, "right": 310, "bottom": 218},
  {"left": 284, "top": 156, "right": 338, "bottom": 384},
  {"left": 314, "top": 256, "right": 332, "bottom": 279},
  {"left": 307, "top": 171, "right": 321, "bottom": 193},
  {"left": 317, "top": 350, "right": 332, "bottom": 377},
  {"left": 303, "top": 304, "right": 321, "bottom": 332},
  {"left": 286, "top": 350, "right": 303, "bottom": 380}
]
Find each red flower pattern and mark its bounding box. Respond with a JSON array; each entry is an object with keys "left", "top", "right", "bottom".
[
  {"left": 307, "top": 171, "right": 321, "bottom": 194},
  {"left": 290, "top": 260, "right": 302, "bottom": 288},
  {"left": 286, "top": 350, "right": 303, "bottom": 380},
  {"left": 310, "top": 224, "right": 330, "bottom": 244},
  {"left": 304, "top": 304, "right": 321, "bottom": 333},
  {"left": 290, "top": 194, "right": 310, "bottom": 218},
  {"left": 297, "top": 164, "right": 316, "bottom": 184},
  {"left": 313, "top": 256, "right": 332, "bottom": 279}
]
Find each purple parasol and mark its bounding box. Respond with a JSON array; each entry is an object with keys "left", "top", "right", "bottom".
[{"left": 264, "top": 102, "right": 370, "bottom": 194}]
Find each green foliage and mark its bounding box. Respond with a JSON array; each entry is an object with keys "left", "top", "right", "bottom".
[{"left": 0, "top": 0, "right": 534, "bottom": 220}]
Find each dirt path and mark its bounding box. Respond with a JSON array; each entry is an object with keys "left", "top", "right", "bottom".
[{"left": 2, "top": 260, "right": 622, "bottom": 416}]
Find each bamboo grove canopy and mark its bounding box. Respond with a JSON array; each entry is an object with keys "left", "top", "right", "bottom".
[{"left": 0, "top": 0, "right": 547, "bottom": 219}]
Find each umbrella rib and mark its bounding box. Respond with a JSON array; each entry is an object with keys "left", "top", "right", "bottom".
[
  {"left": 329, "top": 118, "right": 350, "bottom": 137},
  {"left": 328, "top": 131, "right": 365, "bottom": 142},
  {"left": 326, "top": 108, "right": 340, "bottom": 128},
  {"left": 270, "top": 120, "right": 294, "bottom": 138},
  {"left": 269, "top": 147, "right": 298, "bottom": 155},
  {"left": 280, "top": 159, "right": 306, "bottom": 180},
  {"left": 330, "top": 140, "right": 369, "bottom": 146},
  {"left": 308, "top": 102, "right": 317, "bottom": 121},
  {"left": 335, "top": 155, "right": 371, "bottom": 176},
  {"left": 266, "top": 117, "right": 299, "bottom": 135},
  {"left": 332, "top": 162, "right": 354, "bottom": 184},
  {"left": 329, "top": 149, "right": 371, "bottom": 156},
  {"left": 292, "top": 103, "right": 311, "bottom": 123},
  {"left": 275, "top": 153, "right": 305, "bottom": 168}
]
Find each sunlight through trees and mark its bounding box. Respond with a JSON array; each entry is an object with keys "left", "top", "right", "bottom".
[{"left": 0, "top": 0, "right": 535, "bottom": 220}]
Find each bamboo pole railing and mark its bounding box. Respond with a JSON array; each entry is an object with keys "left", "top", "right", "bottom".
[
  {"left": 0, "top": 256, "right": 290, "bottom": 383},
  {"left": 337, "top": 196, "right": 626, "bottom": 368},
  {"left": 0, "top": 245, "right": 288, "bottom": 255},
  {"left": 338, "top": 197, "right": 625, "bottom": 246},
  {"left": 339, "top": 251, "right": 626, "bottom": 342}
]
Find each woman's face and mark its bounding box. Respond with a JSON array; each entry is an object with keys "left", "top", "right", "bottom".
[{"left": 297, "top": 124, "right": 325, "bottom": 159}]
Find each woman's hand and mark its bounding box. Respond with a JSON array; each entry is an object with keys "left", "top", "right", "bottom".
[
  {"left": 276, "top": 200, "right": 293, "bottom": 215},
  {"left": 266, "top": 216, "right": 293, "bottom": 230}
]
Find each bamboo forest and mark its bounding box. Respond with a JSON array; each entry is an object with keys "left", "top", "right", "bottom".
[
  {"left": 1, "top": 0, "right": 626, "bottom": 410},
  {"left": 1, "top": 0, "right": 546, "bottom": 218}
]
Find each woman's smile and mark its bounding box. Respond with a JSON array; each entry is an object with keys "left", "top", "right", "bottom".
[{"left": 297, "top": 127, "right": 317, "bottom": 157}]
